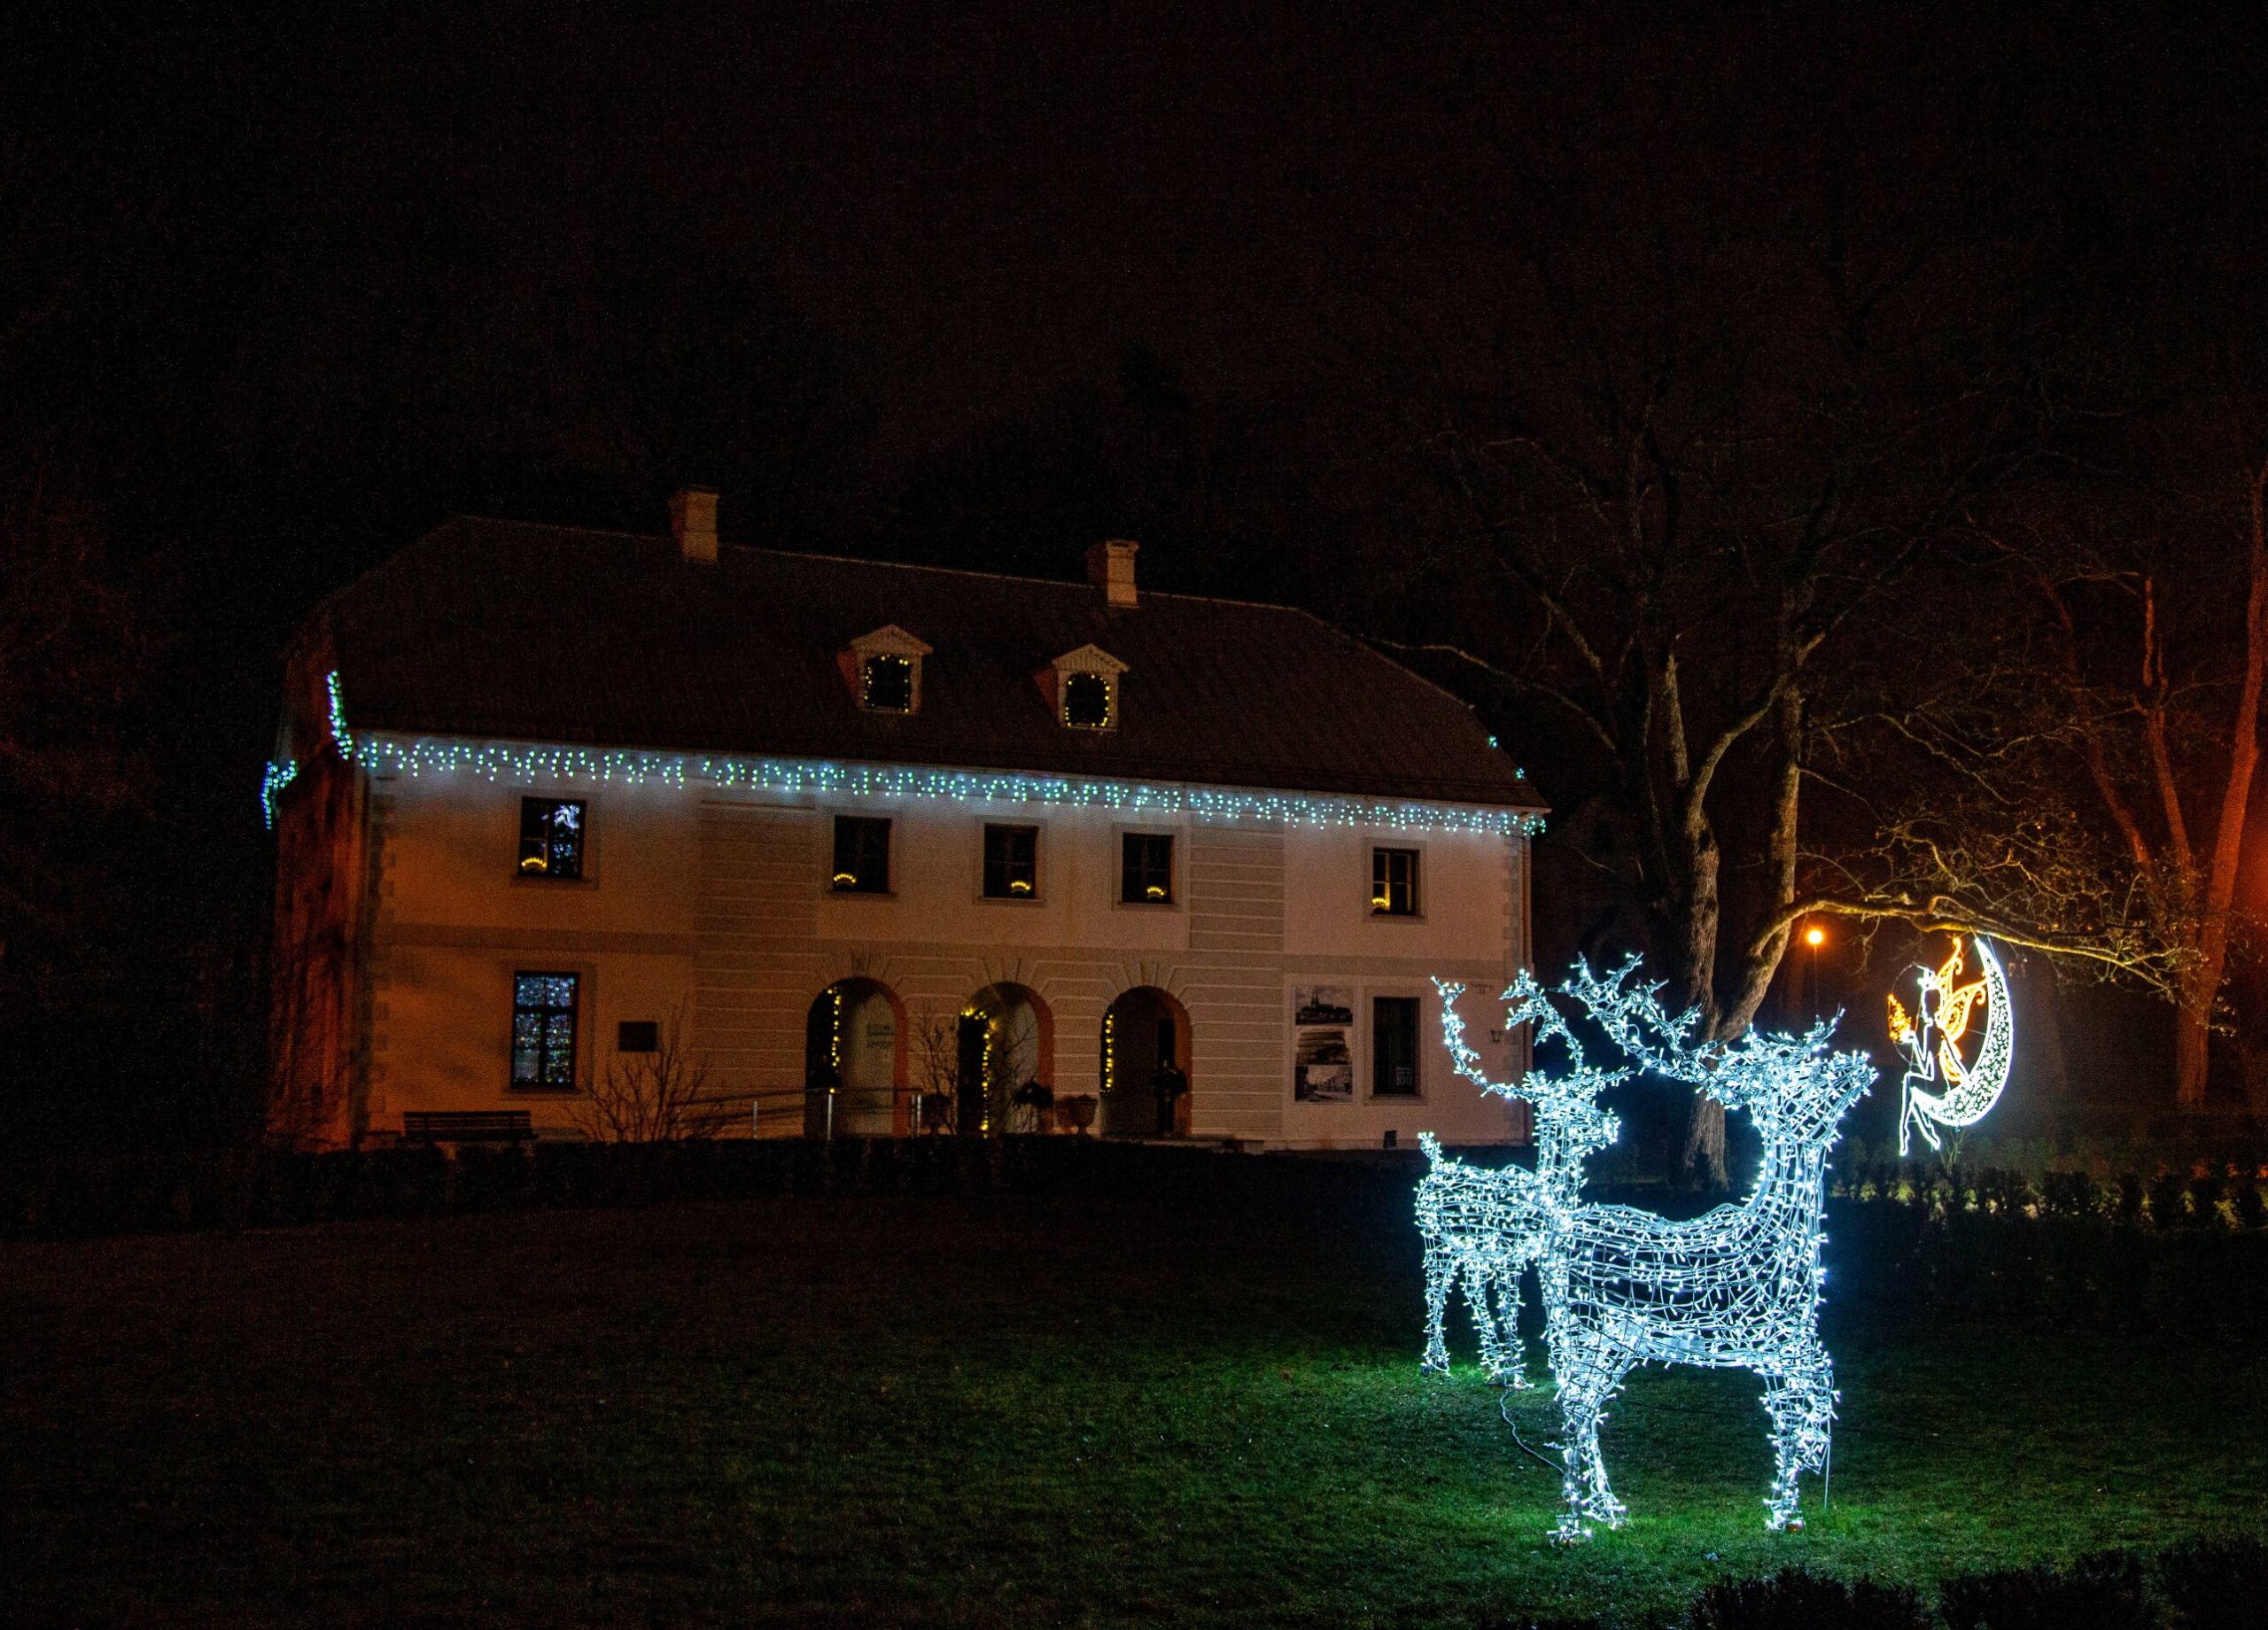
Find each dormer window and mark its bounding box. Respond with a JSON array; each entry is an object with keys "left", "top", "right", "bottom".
[
  {"left": 862, "top": 653, "right": 914, "bottom": 711},
  {"left": 1041, "top": 644, "right": 1128, "bottom": 732},
  {"left": 840, "top": 625, "right": 932, "bottom": 714},
  {"left": 1063, "top": 672, "right": 1112, "bottom": 728}
]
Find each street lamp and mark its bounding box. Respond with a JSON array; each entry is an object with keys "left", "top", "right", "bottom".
[{"left": 1798, "top": 924, "right": 1826, "bottom": 1021}]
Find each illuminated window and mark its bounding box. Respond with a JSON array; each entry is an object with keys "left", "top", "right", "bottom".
[
  {"left": 1063, "top": 671, "right": 1114, "bottom": 728},
  {"left": 861, "top": 653, "right": 914, "bottom": 712},
  {"left": 983, "top": 824, "right": 1038, "bottom": 898},
  {"left": 1373, "top": 996, "right": 1420, "bottom": 1097},
  {"left": 832, "top": 816, "right": 891, "bottom": 893},
  {"left": 1371, "top": 847, "right": 1419, "bottom": 915},
  {"left": 1122, "top": 833, "right": 1173, "bottom": 904},
  {"left": 517, "top": 797, "right": 586, "bottom": 879},
  {"left": 617, "top": 1021, "right": 659, "bottom": 1053},
  {"left": 511, "top": 973, "right": 579, "bottom": 1088},
  {"left": 842, "top": 626, "right": 930, "bottom": 712}
]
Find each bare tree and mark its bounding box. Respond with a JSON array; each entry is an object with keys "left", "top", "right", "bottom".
[
  {"left": 1383, "top": 245, "right": 2030, "bottom": 1182},
  {"left": 571, "top": 1005, "right": 734, "bottom": 1143},
  {"left": 905, "top": 1006, "right": 965, "bottom": 1135}
]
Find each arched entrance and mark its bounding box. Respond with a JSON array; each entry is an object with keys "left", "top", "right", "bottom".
[
  {"left": 1099, "top": 986, "right": 1192, "bottom": 1137},
  {"left": 958, "top": 982, "right": 1053, "bottom": 1136},
  {"left": 804, "top": 978, "right": 907, "bottom": 1136}
]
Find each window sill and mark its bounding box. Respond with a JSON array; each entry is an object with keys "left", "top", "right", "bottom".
[
  {"left": 514, "top": 873, "right": 597, "bottom": 889},
  {"left": 979, "top": 892, "right": 1046, "bottom": 906},
  {"left": 507, "top": 1084, "right": 584, "bottom": 1096}
]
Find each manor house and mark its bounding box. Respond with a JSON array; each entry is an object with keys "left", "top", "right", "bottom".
[{"left": 267, "top": 491, "right": 1542, "bottom": 1149}]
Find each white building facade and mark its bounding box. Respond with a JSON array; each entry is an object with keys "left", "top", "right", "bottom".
[{"left": 269, "top": 500, "right": 1543, "bottom": 1150}]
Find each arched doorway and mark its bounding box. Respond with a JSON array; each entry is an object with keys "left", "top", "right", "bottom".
[
  {"left": 959, "top": 982, "right": 1053, "bottom": 1136},
  {"left": 1099, "top": 987, "right": 1192, "bottom": 1137},
  {"left": 804, "top": 978, "right": 906, "bottom": 1136}
]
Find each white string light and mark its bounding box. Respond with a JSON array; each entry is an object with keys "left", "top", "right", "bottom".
[
  {"left": 259, "top": 759, "right": 299, "bottom": 829},
  {"left": 325, "top": 670, "right": 353, "bottom": 757},
  {"left": 1425, "top": 957, "right": 1875, "bottom": 1539},
  {"left": 266, "top": 671, "right": 1548, "bottom": 837},
  {"left": 1418, "top": 976, "right": 1621, "bottom": 1385}
]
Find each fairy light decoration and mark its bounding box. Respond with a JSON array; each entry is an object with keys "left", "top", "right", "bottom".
[
  {"left": 259, "top": 759, "right": 299, "bottom": 829},
  {"left": 1424, "top": 957, "right": 1875, "bottom": 1539},
  {"left": 1887, "top": 935, "right": 2015, "bottom": 1157},
  {"left": 1418, "top": 976, "right": 1621, "bottom": 1385},
  {"left": 271, "top": 671, "right": 1547, "bottom": 837},
  {"left": 325, "top": 670, "right": 353, "bottom": 757}
]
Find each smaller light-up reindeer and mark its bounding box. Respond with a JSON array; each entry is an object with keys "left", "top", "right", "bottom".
[
  {"left": 1417, "top": 974, "right": 1622, "bottom": 1385},
  {"left": 1534, "top": 963, "right": 1875, "bottom": 1539}
]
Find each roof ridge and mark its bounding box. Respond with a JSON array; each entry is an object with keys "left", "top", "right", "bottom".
[{"left": 439, "top": 512, "right": 1318, "bottom": 615}]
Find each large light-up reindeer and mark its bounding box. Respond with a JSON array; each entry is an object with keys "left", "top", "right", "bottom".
[
  {"left": 1417, "top": 973, "right": 1623, "bottom": 1385},
  {"left": 1534, "top": 965, "right": 1875, "bottom": 1538}
]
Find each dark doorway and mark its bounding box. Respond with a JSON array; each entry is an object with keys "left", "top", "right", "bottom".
[{"left": 1099, "top": 986, "right": 1192, "bottom": 1137}]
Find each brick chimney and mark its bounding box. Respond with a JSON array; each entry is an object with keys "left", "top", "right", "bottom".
[
  {"left": 1086, "top": 539, "right": 1138, "bottom": 608},
  {"left": 670, "top": 486, "right": 718, "bottom": 563}
]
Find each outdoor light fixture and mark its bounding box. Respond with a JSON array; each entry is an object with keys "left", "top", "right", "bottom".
[
  {"left": 274, "top": 671, "right": 1547, "bottom": 838},
  {"left": 1805, "top": 926, "right": 1826, "bottom": 948},
  {"left": 1887, "top": 935, "right": 2015, "bottom": 1156},
  {"left": 1424, "top": 958, "right": 1873, "bottom": 1538}
]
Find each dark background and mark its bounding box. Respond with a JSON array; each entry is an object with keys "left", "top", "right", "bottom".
[{"left": 3, "top": 3, "right": 2261, "bottom": 1148}]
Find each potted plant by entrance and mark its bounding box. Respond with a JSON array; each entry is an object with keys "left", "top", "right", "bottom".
[
  {"left": 1058, "top": 1094, "right": 1099, "bottom": 1134},
  {"left": 1011, "top": 1079, "right": 1055, "bottom": 1134},
  {"left": 1153, "top": 1059, "right": 1188, "bottom": 1137}
]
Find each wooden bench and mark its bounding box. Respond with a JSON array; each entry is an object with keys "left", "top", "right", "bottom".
[{"left": 401, "top": 1111, "right": 535, "bottom": 1145}]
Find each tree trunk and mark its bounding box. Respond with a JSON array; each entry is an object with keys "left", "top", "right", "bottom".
[
  {"left": 1678, "top": 1098, "right": 1728, "bottom": 1189},
  {"left": 2174, "top": 982, "right": 2213, "bottom": 1111},
  {"left": 2024, "top": 957, "right": 2070, "bottom": 1104},
  {"left": 2178, "top": 457, "right": 2268, "bottom": 1108}
]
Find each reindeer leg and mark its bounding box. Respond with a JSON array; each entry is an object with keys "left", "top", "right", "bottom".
[
  {"left": 1760, "top": 1350, "right": 1837, "bottom": 1531},
  {"left": 1421, "top": 1240, "right": 1455, "bottom": 1374},
  {"left": 1482, "top": 1264, "right": 1529, "bottom": 1388},
  {"left": 1467, "top": 1258, "right": 1508, "bottom": 1383},
  {"left": 1550, "top": 1347, "right": 1632, "bottom": 1541}
]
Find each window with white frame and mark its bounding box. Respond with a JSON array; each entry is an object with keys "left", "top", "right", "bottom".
[{"left": 511, "top": 973, "right": 580, "bottom": 1088}]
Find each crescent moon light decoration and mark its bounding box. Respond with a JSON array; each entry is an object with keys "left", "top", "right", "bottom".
[{"left": 1887, "top": 935, "right": 2016, "bottom": 1157}]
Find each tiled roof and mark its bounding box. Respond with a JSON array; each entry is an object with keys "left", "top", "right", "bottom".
[{"left": 302, "top": 516, "right": 1540, "bottom": 809}]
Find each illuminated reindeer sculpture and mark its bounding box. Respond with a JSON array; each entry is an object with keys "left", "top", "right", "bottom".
[
  {"left": 1417, "top": 974, "right": 1622, "bottom": 1384},
  {"left": 1534, "top": 962, "right": 1876, "bottom": 1539}
]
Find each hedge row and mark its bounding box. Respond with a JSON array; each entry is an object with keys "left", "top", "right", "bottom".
[
  {"left": 0, "top": 1135, "right": 1356, "bottom": 1238},
  {"left": 1676, "top": 1541, "right": 2267, "bottom": 1629},
  {"left": 1829, "top": 1160, "right": 2268, "bottom": 1231},
  {"left": 8, "top": 1138, "right": 2268, "bottom": 1339}
]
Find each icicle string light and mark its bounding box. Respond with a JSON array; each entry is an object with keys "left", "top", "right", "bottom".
[
  {"left": 259, "top": 759, "right": 299, "bottom": 829},
  {"left": 271, "top": 671, "right": 1546, "bottom": 836},
  {"left": 325, "top": 670, "right": 353, "bottom": 757},
  {"left": 1421, "top": 956, "right": 1874, "bottom": 1539}
]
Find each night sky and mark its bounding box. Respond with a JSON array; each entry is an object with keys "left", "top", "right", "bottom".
[{"left": 4, "top": 3, "right": 2264, "bottom": 1140}]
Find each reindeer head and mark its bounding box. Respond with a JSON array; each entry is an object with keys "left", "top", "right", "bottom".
[
  {"left": 1695, "top": 1021, "right": 1876, "bottom": 1152},
  {"left": 1434, "top": 974, "right": 1623, "bottom": 1190}
]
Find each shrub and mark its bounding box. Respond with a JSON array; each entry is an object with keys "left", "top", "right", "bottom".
[
  {"left": 2156, "top": 1538, "right": 2268, "bottom": 1627},
  {"left": 1683, "top": 1567, "right": 1923, "bottom": 1630},
  {"left": 1938, "top": 1551, "right": 2150, "bottom": 1630}
]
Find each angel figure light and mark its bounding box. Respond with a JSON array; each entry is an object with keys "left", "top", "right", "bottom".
[{"left": 1887, "top": 935, "right": 2016, "bottom": 1157}]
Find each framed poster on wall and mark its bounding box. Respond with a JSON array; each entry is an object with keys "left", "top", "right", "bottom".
[{"left": 1293, "top": 985, "right": 1355, "bottom": 1102}]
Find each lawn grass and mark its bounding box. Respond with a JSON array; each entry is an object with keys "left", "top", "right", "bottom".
[{"left": 4, "top": 1184, "right": 2264, "bottom": 1627}]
